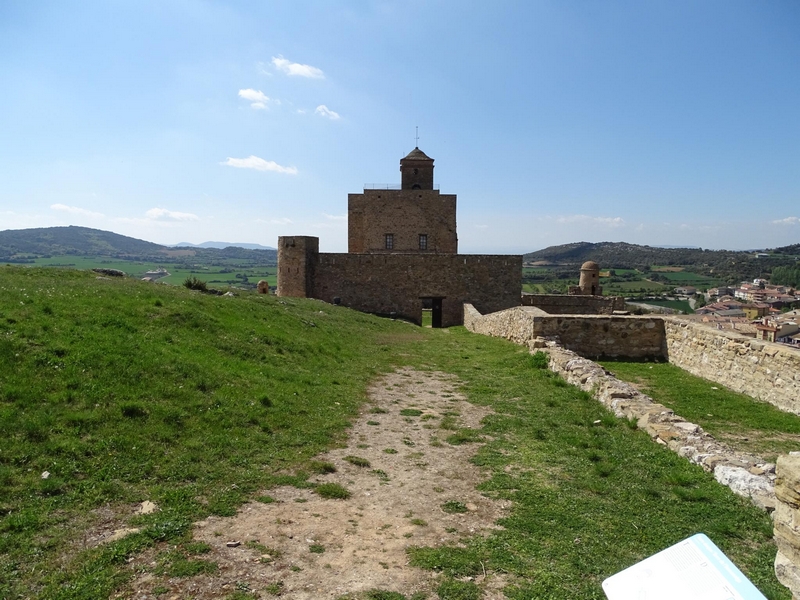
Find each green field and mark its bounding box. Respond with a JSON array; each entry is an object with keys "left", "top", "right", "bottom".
[
  {"left": 0, "top": 266, "right": 788, "bottom": 599},
  {"left": 31, "top": 255, "right": 277, "bottom": 288},
  {"left": 602, "top": 279, "right": 668, "bottom": 293},
  {"left": 600, "top": 362, "right": 800, "bottom": 461}
]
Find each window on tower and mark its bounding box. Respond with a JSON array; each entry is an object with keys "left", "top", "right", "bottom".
[
  {"left": 419, "top": 234, "right": 428, "bottom": 250},
  {"left": 385, "top": 234, "right": 394, "bottom": 250}
]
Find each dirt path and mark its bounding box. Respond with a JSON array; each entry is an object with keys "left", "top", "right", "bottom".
[{"left": 127, "top": 368, "right": 510, "bottom": 599}]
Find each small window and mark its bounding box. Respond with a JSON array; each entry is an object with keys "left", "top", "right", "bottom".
[
  {"left": 419, "top": 234, "right": 428, "bottom": 250},
  {"left": 385, "top": 234, "right": 394, "bottom": 250}
]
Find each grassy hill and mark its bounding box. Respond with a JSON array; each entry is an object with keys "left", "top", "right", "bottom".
[
  {"left": 0, "top": 266, "right": 788, "bottom": 599},
  {"left": 0, "top": 226, "right": 168, "bottom": 258},
  {"left": 0, "top": 226, "right": 278, "bottom": 269}
]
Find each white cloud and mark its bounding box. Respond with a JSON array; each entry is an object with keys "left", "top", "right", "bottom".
[
  {"left": 222, "top": 156, "right": 298, "bottom": 175},
  {"left": 270, "top": 217, "right": 293, "bottom": 225},
  {"left": 145, "top": 208, "right": 199, "bottom": 222},
  {"left": 773, "top": 216, "right": 800, "bottom": 225},
  {"left": 271, "top": 55, "right": 324, "bottom": 79},
  {"left": 315, "top": 105, "right": 340, "bottom": 120},
  {"left": 238, "top": 88, "right": 275, "bottom": 110},
  {"left": 322, "top": 213, "right": 346, "bottom": 221},
  {"left": 554, "top": 214, "right": 625, "bottom": 227},
  {"left": 50, "top": 204, "right": 104, "bottom": 218}
]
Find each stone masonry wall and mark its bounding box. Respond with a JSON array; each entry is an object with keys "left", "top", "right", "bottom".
[
  {"left": 348, "top": 189, "right": 457, "bottom": 254},
  {"left": 521, "top": 293, "right": 626, "bottom": 315},
  {"left": 313, "top": 254, "right": 521, "bottom": 327},
  {"left": 277, "top": 236, "right": 318, "bottom": 298},
  {"left": 465, "top": 305, "right": 800, "bottom": 414},
  {"left": 464, "top": 304, "right": 666, "bottom": 359},
  {"left": 775, "top": 455, "right": 800, "bottom": 599},
  {"left": 665, "top": 318, "right": 800, "bottom": 415}
]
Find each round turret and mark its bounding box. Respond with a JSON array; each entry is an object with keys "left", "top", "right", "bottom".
[{"left": 579, "top": 261, "right": 601, "bottom": 295}]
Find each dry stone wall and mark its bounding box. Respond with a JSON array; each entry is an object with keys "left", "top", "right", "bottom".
[
  {"left": 665, "top": 318, "right": 800, "bottom": 416},
  {"left": 465, "top": 305, "right": 800, "bottom": 414},
  {"left": 547, "top": 344, "right": 777, "bottom": 511},
  {"left": 464, "top": 304, "right": 666, "bottom": 359},
  {"left": 464, "top": 304, "right": 777, "bottom": 509}
]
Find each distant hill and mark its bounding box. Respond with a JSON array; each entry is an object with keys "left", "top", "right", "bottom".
[
  {"left": 0, "top": 226, "right": 168, "bottom": 258},
  {"left": 524, "top": 241, "right": 799, "bottom": 284},
  {"left": 524, "top": 242, "right": 729, "bottom": 266},
  {"left": 0, "top": 226, "right": 278, "bottom": 265},
  {"left": 174, "top": 241, "right": 276, "bottom": 250}
]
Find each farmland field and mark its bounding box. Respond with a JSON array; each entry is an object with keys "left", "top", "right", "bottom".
[{"left": 30, "top": 256, "right": 277, "bottom": 288}]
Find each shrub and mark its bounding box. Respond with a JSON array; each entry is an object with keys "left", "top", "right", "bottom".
[{"left": 183, "top": 277, "right": 207, "bottom": 292}]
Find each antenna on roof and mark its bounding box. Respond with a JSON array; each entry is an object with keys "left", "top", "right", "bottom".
[{"left": 415, "top": 125, "right": 419, "bottom": 148}]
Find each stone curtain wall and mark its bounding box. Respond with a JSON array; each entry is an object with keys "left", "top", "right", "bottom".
[
  {"left": 313, "top": 254, "right": 522, "bottom": 327},
  {"left": 535, "top": 314, "right": 666, "bottom": 359},
  {"left": 775, "top": 455, "right": 800, "bottom": 598},
  {"left": 521, "top": 293, "right": 626, "bottom": 315},
  {"left": 665, "top": 319, "right": 800, "bottom": 416},
  {"left": 463, "top": 305, "right": 543, "bottom": 346},
  {"left": 464, "top": 305, "right": 666, "bottom": 359}
]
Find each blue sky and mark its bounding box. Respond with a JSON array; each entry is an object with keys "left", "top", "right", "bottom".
[{"left": 1, "top": 1, "right": 798, "bottom": 253}]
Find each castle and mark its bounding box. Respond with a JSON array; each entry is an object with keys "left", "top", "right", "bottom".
[{"left": 277, "top": 148, "right": 522, "bottom": 327}]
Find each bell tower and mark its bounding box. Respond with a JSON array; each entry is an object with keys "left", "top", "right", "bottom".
[{"left": 400, "top": 147, "right": 434, "bottom": 190}]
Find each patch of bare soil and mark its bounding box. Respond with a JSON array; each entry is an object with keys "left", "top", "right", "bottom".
[{"left": 126, "top": 368, "right": 511, "bottom": 599}]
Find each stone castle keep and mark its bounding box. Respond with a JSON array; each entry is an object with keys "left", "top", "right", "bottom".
[{"left": 277, "top": 148, "right": 522, "bottom": 327}]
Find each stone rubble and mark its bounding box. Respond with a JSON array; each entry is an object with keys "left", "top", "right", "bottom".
[{"left": 538, "top": 339, "right": 777, "bottom": 512}]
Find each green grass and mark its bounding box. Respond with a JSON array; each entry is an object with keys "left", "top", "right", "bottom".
[
  {"left": 0, "top": 266, "right": 405, "bottom": 598},
  {"left": 315, "top": 483, "right": 352, "bottom": 500},
  {"left": 421, "top": 308, "right": 432, "bottom": 327},
  {"left": 0, "top": 265, "right": 789, "bottom": 599},
  {"left": 344, "top": 455, "right": 371, "bottom": 467},
  {"left": 599, "top": 361, "right": 800, "bottom": 461}
]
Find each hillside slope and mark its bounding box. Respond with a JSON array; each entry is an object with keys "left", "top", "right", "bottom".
[
  {"left": 525, "top": 241, "right": 798, "bottom": 282},
  {"left": 0, "top": 266, "right": 786, "bottom": 599},
  {"left": 0, "top": 226, "right": 167, "bottom": 257}
]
